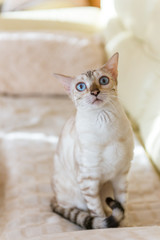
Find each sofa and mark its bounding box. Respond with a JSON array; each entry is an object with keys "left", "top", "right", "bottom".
[{"left": 0, "top": 0, "right": 160, "bottom": 239}]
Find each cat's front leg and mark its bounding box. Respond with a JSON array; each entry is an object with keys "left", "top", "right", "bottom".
[
  {"left": 77, "top": 168, "right": 105, "bottom": 217},
  {"left": 112, "top": 171, "right": 128, "bottom": 210}
]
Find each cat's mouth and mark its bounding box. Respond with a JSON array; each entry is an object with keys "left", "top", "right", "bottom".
[{"left": 92, "top": 98, "right": 103, "bottom": 104}]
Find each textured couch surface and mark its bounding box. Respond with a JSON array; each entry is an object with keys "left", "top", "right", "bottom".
[
  {"left": 0, "top": 96, "right": 160, "bottom": 239},
  {"left": 0, "top": 31, "right": 105, "bottom": 95}
]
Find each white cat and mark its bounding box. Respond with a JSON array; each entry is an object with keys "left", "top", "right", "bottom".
[{"left": 51, "top": 53, "right": 134, "bottom": 229}]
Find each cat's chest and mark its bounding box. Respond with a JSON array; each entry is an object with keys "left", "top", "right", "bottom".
[
  {"left": 76, "top": 109, "right": 120, "bottom": 143},
  {"left": 95, "top": 110, "right": 115, "bottom": 130},
  {"left": 75, "top": 108, "right": 133, "bottom": 173}
]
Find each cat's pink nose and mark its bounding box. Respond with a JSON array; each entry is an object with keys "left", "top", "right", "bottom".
[{"left": 91, "top": 89, "right": 100, "bottom": 97}]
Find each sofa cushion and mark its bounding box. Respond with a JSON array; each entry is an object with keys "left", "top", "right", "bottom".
[
  {"left": 0, "top": 96, "right": 160, "bottom": 239},
  {"left": 0, "top": 31, "right": 105, "bottom": 95},
  {"left": 0, "top": 7, "right": 101, "bottom": 33},
  {"left": 114, "top": 0, "right": 160, "bottom": 59},
  {"left": 105, "top": 27, "right": 160, "bottom": 172},
  {"left": 53, "top": 226, "right": 160, "bottom": 240},
  {"left": 102, "top": 0, "right": 160, "bottom": 172}
]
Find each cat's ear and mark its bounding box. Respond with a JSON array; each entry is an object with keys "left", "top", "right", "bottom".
[
  {"left": 101, "top": 52, "right": 119, "bottom": 80},
  {"left": 53, "top": 73, "right": 74, "bottom": 94}
]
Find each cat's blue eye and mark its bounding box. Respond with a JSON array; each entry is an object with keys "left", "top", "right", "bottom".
[
  {"left": 99, "top": 76, "right": 109, "bottom": 85},
  {"left": 76, "top": 82, "right": 87, "bottom": 92}
]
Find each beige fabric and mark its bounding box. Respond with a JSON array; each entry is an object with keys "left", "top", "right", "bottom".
[
  {"left": 52, "top": 227, "right": 160, "bottom": 240},
  {"left": 0, "top": 96, "right": 160, "bottom": 239},
  {"left": 114, "top": 0, "right": 160, "bottom": 58},
  {"left": 0, "top": 8, "right": 101, "bottom": 33},
  {"left": 0, "top": 31, "right": 105, "bottom": 95},
  {"left": 106, "top": 34, "right": 160, "bottom": 155}
]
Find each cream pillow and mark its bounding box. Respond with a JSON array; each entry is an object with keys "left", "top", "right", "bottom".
[
  {"left": 105, "top": 29, "right": 160, "bottom": 173},
  {"left": 2, "top": 0, "right": 88, "bottom": 11},
  {"left": 114, "top": 0, "right": 160, "bottom": 59}
]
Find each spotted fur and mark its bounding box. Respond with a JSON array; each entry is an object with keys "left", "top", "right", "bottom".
[{"left": 52, "top": 53, "right": 134, "bottom": 229}]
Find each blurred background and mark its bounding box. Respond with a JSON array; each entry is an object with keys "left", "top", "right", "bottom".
[{"left": 0, "top": 1, "right": 160, "bottom": 238}]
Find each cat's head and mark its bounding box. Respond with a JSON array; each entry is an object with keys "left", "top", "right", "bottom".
[{"left": 54, "top": 53, "right": 119, "bottom": 110}]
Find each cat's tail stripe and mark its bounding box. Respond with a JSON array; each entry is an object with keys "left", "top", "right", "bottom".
[{"left": 51, "top": 198, "right": 124, "bottom": 229}]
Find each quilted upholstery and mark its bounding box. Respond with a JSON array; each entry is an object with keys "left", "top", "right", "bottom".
[
  {"left": 0, "top": 96, "right": 160, "bottom": 239},
  {"left": 0, "top": 32, "right": 105, "bottom": 95}
]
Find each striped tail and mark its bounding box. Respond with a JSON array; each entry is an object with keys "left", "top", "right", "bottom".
[{"left": 51, "top": 197, "right": 124, "bottom": 229}]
